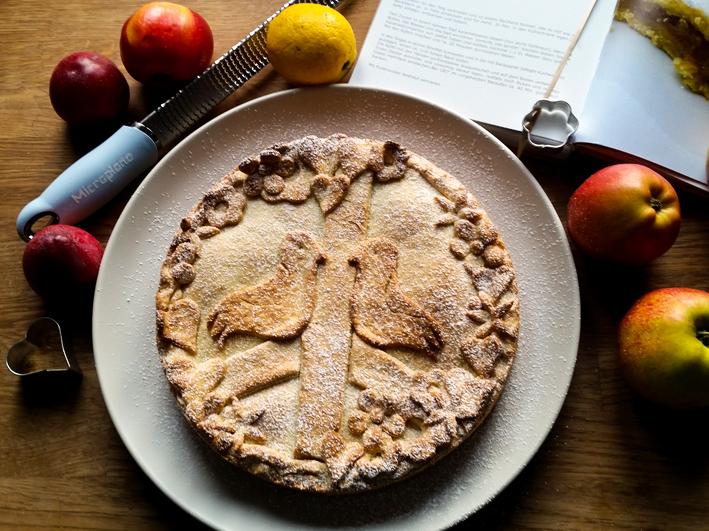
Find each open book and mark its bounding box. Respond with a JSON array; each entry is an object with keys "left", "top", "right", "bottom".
[{"left": 348, "top": 0, "right": 709, "bottom": 196}]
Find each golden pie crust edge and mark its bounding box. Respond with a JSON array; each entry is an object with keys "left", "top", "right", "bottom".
[{"left": 155, "top": 134, "right": 520, "bottom": 494}]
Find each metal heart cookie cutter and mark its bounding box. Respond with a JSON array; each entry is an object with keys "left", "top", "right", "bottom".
[{"left": 6, "top": 317, "right": 82, "bottom": 382}]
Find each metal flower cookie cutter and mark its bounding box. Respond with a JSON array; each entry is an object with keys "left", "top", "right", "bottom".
[
  {"left": 6, "top": 317, "right": 82, "bottom": 381},
  {"left": 516, "top": 0, "right": 598, "bottom": 158},
  {"left": 520, "top": 98, "right": 579, "bottom": 153}
]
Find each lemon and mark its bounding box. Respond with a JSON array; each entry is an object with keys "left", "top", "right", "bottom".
[{"left": 266, "top": 4, "right": 357, "bottom": 86}]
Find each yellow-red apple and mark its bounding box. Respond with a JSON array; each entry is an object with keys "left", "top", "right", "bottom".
[
  {"left": 618, "top": 288, "right": 709, "bottom": 409},
  {"left": 49, "top": 52, "right": 130, "bottom": 125},
  {"left": 120, "top": 2, "right": 213, "bottom": 88},
  {"left": 567, "top": 164, "right": 680, "bottom": 265}
]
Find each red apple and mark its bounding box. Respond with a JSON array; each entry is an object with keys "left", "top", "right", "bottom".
[
  {"left": 120, "top": 2, "right": 214, "bottom": 88},
  {"left": 49, "top": 52, "right": 130, "bottom": 125},
  {"left": 23, "top": 225, "right": 104, "bottom": 300},
  {"left": 618, "top": 288, "right": 709, "bottom": 409},
  {"left": 567, "top": 164, "right": 681, "bottom": 265}
]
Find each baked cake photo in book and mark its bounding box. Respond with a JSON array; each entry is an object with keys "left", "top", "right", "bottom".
[{"left": 348, "top": 0, "right": 709, "bottom": 195}]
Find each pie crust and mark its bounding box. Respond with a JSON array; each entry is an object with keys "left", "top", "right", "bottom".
[{"left": 155, "top": 134, "right": 519, "bottom": 493}]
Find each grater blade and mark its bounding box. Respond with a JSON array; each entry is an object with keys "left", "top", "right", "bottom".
[{"left": 139, "top": 0, "right": 348, "bottom": 153}]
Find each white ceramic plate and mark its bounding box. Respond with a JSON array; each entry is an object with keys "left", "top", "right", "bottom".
[{"left": 93, "top": 85, "right": 580, "bottom": 531}]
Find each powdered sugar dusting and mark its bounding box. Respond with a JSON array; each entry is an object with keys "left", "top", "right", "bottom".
[{"left": 93, "top": 86, "right": 579, "bottom": 531}]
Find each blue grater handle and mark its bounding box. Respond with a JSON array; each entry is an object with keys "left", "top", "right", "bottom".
[{"left": 16, "top": 125, "right": 159, "bottom": 241}]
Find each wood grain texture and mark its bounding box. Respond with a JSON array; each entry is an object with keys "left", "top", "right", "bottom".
[{"left": 1, "top": 0, "right": 708, "bottom": 529}]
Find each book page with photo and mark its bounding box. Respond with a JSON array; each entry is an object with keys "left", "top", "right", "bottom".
[
  {"left": 574, "top": 20, "right": 709, "bottom": 192},
  {"left": 349, "top": 0, "right": 709, "bottom": 194}
]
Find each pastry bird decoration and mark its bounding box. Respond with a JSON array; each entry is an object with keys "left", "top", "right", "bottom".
[
  {"left": 349, "top": 238, "right": 444, "bottom": 359},
  {"left": 208, "top": 231, "right": 326, "bottom": 348}
]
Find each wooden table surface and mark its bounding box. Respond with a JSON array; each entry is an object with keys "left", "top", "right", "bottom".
[{"left": 2, "top": 0, "right": 709, "bottom": 529}]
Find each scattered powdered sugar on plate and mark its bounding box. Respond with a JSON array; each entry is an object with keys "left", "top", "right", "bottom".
[{"left": 93, "top": 85, "right": 579, "bottom": 531}]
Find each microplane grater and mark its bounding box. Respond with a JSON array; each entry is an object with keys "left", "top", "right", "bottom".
[{"left": 17, "top": 0, "right": 348, "bottom": 241}]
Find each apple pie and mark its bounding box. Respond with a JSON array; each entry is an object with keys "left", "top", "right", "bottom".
[
  {"left": 616, "top": 0, "right": 709, "bottom": 100},
  {"left": 155, "top": 134, "right": 519, "bottom": 493}
]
